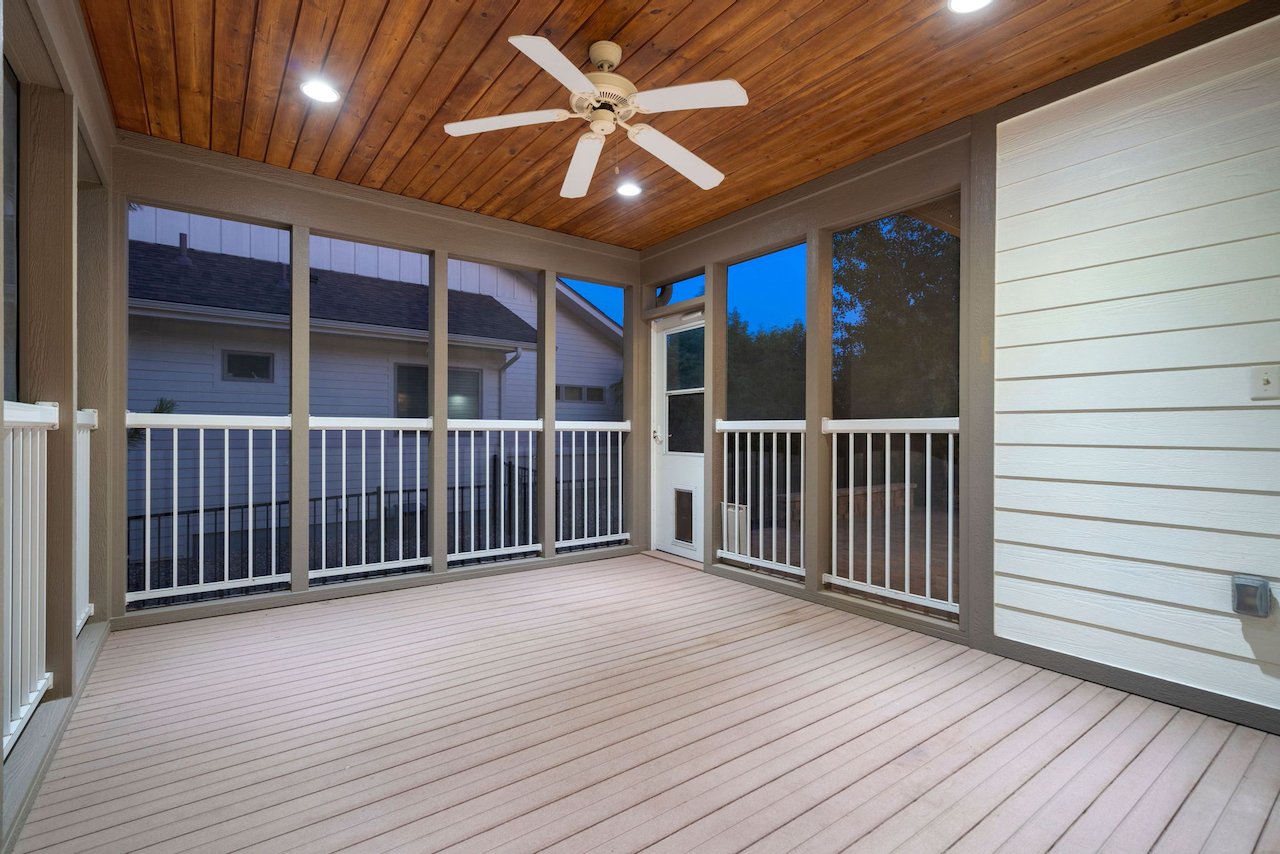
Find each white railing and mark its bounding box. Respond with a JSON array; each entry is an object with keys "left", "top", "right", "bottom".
[
  {"left": 126, "top": 413, "right": 292, "bottom": 603},
  {"left": 824, "top": 418, "right": 960, "bottom": 615},
  {"left": 74, "top": 409, "right": 98, "bottom": 635},
  {"left": 555, "top": 421, "right": 629, "bottom": 549},
  {"left": 4, "top": 401, "right": 58, "bottom": 757},
  {"left": 717, "top": 421, "right": 806, "bottom": 577},
  {"left": 447, "top": 420, "right": 540, "bottom": 564},
  {"left": 310, "top": 417, "right": 432, "bottom": 580}
]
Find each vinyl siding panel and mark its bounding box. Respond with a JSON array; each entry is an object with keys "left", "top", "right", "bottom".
[{"left": 993, "top": 17, "right": 1280, "bottom": 711}]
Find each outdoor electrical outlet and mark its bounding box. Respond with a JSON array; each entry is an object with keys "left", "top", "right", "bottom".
[{"left": 1250, "top": 365, "right": 1279, "bottom": 400}]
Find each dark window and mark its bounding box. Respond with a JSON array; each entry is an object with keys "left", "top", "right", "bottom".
[
  {"left": 563, "top": 385, "right": 583, "bottom": 402},
  {"left": 447, "top": 368, "right": 481, "bottom": 419},
  {"left": 395, "top": 364, "right": 429, "bottom": 418},
  {"left": 585, "top": 387, "right": 605, "bottom": 402},
  {"left": 223, "top": 351, "right": 274, "bottom": 382},
  {"left": 4, "top": 63, "right": 18, "bottom": 401},
  {"left": 666, "top": 326, "right": 704, "bottom": 390}
]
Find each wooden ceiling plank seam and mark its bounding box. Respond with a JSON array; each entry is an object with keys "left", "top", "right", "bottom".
[
  {"left": 468, "top": 0, "right": 818, "bottom": 219},
  {"left": 264, "top": 0, "right": 346, "bottom": 169},
  {"left": 210, "top": 0, "right": 260, "bottom": 156},
  {"left": 548, "top": 0, "right": 958, "bottom": 237},
  {"left": 427, "top": 0, "right": 668, "bottom": 209},
  {"left": 587, "top": 0, "right": 1246, "bottom": 245},
  {"left": 370, "top": 0, "right": 562, "bottom": 195},
  {"left": 237, "top": 0, "right": 306, "bottom": 162},
  {"left": 79, "top": 2, "right": 151, "bottom": 134},
  {"left": 335, "top": 0, "right": 476, "bottom": 186},
  {"left": 381, "top": 0, "right": 597, "bottom": 196},
  {"left": 310, "top": 2, "right": 438, "bottom": 180},
  {"left": 407, "top": 0, "right": 721, "bottom": 203},
  {"left": 170, "top": 0, "right": 214, "bottom": 149},
  {"left": 125, "top": 0, "right": 183, "bottom": 142},
  {"left": 287, "top": 0, "right": 390, "bottom": 174}
]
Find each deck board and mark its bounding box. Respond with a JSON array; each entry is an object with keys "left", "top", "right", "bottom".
[{"left": 13, "top": 555, "right": 1280, "bottom": 853}]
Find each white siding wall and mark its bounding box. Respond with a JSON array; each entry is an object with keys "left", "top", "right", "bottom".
[{"left": 993, "top": 18, "right": 1280, "bottom": 710}]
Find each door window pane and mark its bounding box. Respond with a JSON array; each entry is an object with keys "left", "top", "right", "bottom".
[
  {"left": 666, "top": 327, "right": 704, "bottom": 390},
  {"left": 667, "top": 392, "right": 704, "bottom": 453}
]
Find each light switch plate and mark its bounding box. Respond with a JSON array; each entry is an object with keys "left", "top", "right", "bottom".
[{"left": 1250, "top": 365, "right": 1279, "bottom": 401}]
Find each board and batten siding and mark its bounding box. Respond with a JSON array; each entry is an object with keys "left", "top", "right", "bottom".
[{"left": 993, "top": 17, "right": 1280, "bottom": 711}]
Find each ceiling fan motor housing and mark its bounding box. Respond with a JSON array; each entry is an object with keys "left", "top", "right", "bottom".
[{"left": 572, "top": 71, "right": 639, "bottom": 127}]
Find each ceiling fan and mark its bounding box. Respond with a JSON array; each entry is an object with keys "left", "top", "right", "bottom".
[{"left": 443, "top": 36, "right": 748, "bottom": 198}]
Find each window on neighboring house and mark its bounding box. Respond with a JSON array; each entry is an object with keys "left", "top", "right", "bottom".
[
  {"left": 395, "top": 363, "right": 429, "bottom": 418},
  {"left": 555, "top": 384, "right": 607, "bottom": 404},
  {"left": 447, "top": 367, "right": 481, "bottom": 419},
  {"left": 223, "top": 350, "right": 274, "bottom": 382},
  {"left": 4, "top": 62, "right": 19, "bottom": 401}
]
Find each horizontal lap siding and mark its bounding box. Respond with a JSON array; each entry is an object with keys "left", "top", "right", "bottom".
[{"left": 993, "top": 17, "right": 1280, "bottom": 710}]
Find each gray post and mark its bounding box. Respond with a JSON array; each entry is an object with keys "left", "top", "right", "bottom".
[
  {"left": 538, "top": 270, "right": 557, "bottom": 558},
  {"left": 805, "top": 230, "right": 834, "bottom": 594},
  {"left": 289, "top": 225, "right": 310, "bottom": 591},
  {"left": 430, "top": 251, "right": 450, "bottom": 572}
]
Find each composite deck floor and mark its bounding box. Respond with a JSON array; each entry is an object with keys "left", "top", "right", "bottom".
[{"left": 16, "top": 555, "right": 1280, "bottom": 853}]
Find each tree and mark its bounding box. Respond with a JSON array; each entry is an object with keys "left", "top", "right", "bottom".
[
  {"left": 726, "top": 309, "right": 806, "bottom": 420},
  {"left": 832, "top": 213, "right": 959, "bottom": 419}
]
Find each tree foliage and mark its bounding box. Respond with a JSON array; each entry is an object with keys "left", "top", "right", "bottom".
[
  {"left": 726, "top": 309, "right": 806, "bottom": 420},
  {"left": 832, "top": 213, "right": 959, "bottom": 418}
]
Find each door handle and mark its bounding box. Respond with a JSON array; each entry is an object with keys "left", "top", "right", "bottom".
[{"left": 652, "top": 429, "right": 663, "bottom": 444}]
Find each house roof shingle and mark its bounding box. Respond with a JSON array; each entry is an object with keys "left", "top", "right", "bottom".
[{"left": 128, "top": 240, "right": 537, "bottom": 345}]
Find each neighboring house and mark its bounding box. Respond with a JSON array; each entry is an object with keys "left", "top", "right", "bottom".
[
  {"left": 125, "top": 208, "right": 625, "bottom": 563},
  {"left": 127, "top": 206, "right": 624, "bottom": 423}
]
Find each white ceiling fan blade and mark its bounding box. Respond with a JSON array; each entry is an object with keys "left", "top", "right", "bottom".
[
  {"left": 626, "top": 124, "right": 724, "bottom": 190},
  {"left": 444, "top": 108, "right": 572, "bottom": 137},
  {"left": 509, "top": 35, "right": 598, "bottom": 96},
  {"left": 631, "top": 80, "right": 748, "bottom": 114},
  {"left": 560, "top": 132, "right": 605, "bottom": 198}
]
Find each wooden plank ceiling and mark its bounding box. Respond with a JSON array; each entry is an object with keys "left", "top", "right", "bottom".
[{"left": 81, "top": 0, "right": 1250, "bottom": 250}]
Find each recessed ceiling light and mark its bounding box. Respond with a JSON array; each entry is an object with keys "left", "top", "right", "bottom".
[
  {"left": 948, "top": 0, "right": 993, "bottom": 11},
  {"left": 617, "top": 181, "right": 641, "bottom": 197},
  {"left": 301, "top": 80, "right": 341, "bottom": 102}
]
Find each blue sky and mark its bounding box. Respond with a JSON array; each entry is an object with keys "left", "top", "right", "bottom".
[{"left": 563, "top": 242, "right": 808, "bottom": 331}]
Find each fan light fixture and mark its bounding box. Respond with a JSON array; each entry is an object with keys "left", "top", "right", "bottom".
[
  {"left": 301, "top": 80, "right": 341, "bottom": 102},
  {"left": 443, "top": 36, "right": 748, "bottom": 198},
  {"left": 948, "top": 0, "right": 993, "bottom": 12}
]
